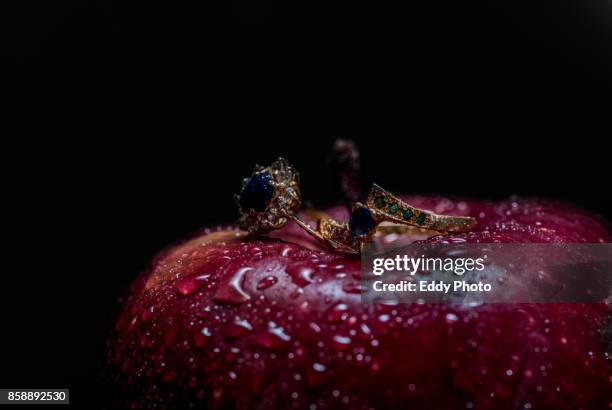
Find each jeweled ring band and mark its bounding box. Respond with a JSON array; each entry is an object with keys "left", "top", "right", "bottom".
[{"left": 366, "top": 184, "right": 477, "bottom": 234}]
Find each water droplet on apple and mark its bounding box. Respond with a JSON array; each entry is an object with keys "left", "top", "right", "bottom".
[
  {"left": 286, "top": 263, "right": 314, "bottom": 287},
  {"left": 195, "top": 305, "right": 212, "bottom": 319},
  {"left": 446, "top": 313, "right": 459, "bottom": 323},
  {"left": 193, "top": 326, "right": 212, "bottom": 348},
  {"left": 307, "top": 362, "right": 328, "bottom": 387},
  {"left": 309, "top": 322, "right": 321, "bottom": 333},
  {"left": 378, "top": 314, "right": 391, "bottom": 323},
  {"left": 326, "top": 302, "right": 349, "bottom": 322},
  {"left": 225, "top": 347, "right": 241, "bottom": 363},
  {"left": 223, "top": 318, "right": 253, "bottom": 339},
  {"left": 256, "top": 275, "right": 278, "bottom": 290},
  {"left": 331, "top": 335, "right": 352, "bottom": 351},
  {"left": 313, "top": 362, "right": 326, "bottom": 372},
  {"left": 141, "top": 305, "right": 155, "bottom": 321},
  {"left": 253, "top": 321, "right": 291, "bottom": 351},
  {"left": 358, "top": 323, "right": 372, "bottom": 340},
  {"left": 177, "top": 274, "right": 211, "bottom": 296},
  {"left": 342, "top": 282, "right": 364, "bottom": 294},
  {"left": 290, "top": 288, "right": 304, "bottom": 299},
  {"left": 213, "top": 267, "right": 252, "bottom": 305}
]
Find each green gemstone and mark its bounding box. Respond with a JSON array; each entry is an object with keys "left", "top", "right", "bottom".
[
  {"left": 374, "top": 196, "right": 386, "bottom": 209},
  {"left": 388, "top": 203, "right": 400, "bottom": 214},
  {"left": 402, "top": 209, "right": 413, "bottom": 220},
  {"left": 415, "top": 213, "right": 427, "bottom": 224}
]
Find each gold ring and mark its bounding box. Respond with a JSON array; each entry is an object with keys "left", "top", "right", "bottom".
[
  {"left": 316, "top": 184, "right": 477, "bottom": 253},
  {"left": 236, "top": 158, "right": 301, "bottom": 234},
  {"left": 365, "top": 184, "right": 477, "bottom": 234},
  {"left": 236, "top": 158, "right": 360, "bottom": 254}
]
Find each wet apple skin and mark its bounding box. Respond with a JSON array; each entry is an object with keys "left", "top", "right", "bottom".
[{"left": 107, "top": 197, "right": 612, "bottom": 409}]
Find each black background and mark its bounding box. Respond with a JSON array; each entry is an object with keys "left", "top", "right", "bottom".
[{"left": 1, "top": 0, "right": 612, "bottom": 407}]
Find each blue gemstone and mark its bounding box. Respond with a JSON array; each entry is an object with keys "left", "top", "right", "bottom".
[
  {"left": 239, "top": 172, "right": 274, "bottom": 212},
  {"left": 349, "top": 207, "right": 375, "bottom": 237}
]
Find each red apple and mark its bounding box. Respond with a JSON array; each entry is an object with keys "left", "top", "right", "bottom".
[{"left": 106, "top": 197, "right": 612, "bottom": 409}]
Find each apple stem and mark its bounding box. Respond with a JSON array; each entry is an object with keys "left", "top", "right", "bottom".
[{"left": 329, "top": 139, "right": 363, "bottom": 210}]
